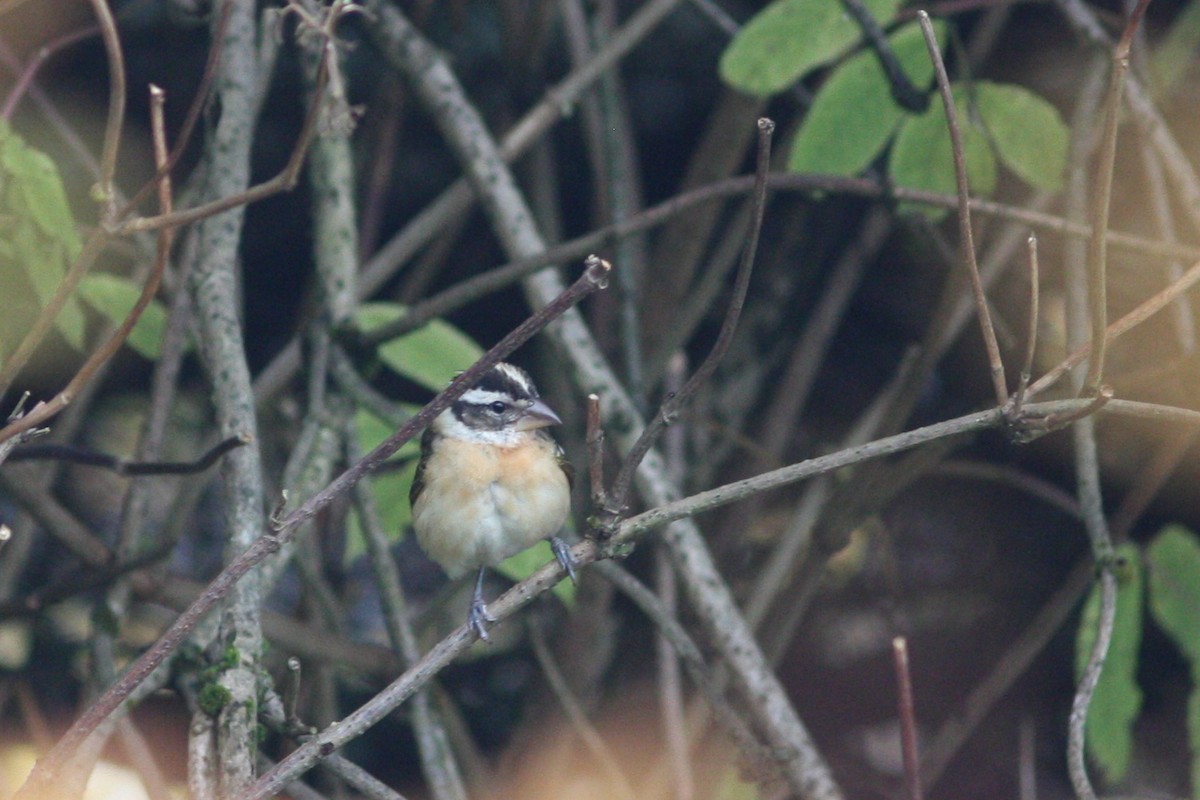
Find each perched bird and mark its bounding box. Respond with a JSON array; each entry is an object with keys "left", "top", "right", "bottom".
[{"left": 410, "top": 362, "right": 575, "bottom": 640}]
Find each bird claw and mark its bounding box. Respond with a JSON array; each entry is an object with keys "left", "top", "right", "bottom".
[
  {"left": 467, "top": 597, "right": 495, "bottom": 642},
  {"left": 550, "top": 536, "right": 578, "bottom": 585},
  {"left": 469, "top": 567, "right": 496, "bottom": 642}
]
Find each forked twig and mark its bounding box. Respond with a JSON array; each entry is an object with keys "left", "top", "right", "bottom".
[
  {"left": 1025, "top": 256, "right": 1200, "bottom": 400},
  {"left": 601, "top": 118, "right": 775, "bottom": 526},
  {"left": 0, "top": 84, "right": 177, "bottom": 446}
]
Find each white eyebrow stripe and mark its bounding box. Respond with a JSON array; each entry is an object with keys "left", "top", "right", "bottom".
[{"left": 458, "top": 389, "right": 515, "bottom": 406}]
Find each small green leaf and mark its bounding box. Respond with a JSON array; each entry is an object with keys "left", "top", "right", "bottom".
[
  {"left": 889, "top": 83, "right": 997, "bottom": 215},
  {"left": 344, "top": 407, "right": 421, "bottom": 566},
  {"left": 975, "top": 82, "right": 1068, "bottom": 192},
  {"left": 55, "top": 297, "right": 87, "bottom": 351},
  {"left": 1075, "top": 543, "right": 1144, "bottom": 783},
  {"left": 1148, "top": 525, "right": 1200, "bottom": 664},
  {"left": 0, "top": 122, "right": 81, "bottom": 258},
  {"left": 789, "top": 20, "right": 943, "bottom": 176},
  {"left": 719, "top": 0, "right": 903, "bottom": 97},
  {"left": 78, "top": 273, "right": 169, "bottom": 359},
  {"left": 356, "top": 302, "right": 483, "bottom": 392},
  {"left": 496, "top": 540, "right": 576, "bottom": 607}
]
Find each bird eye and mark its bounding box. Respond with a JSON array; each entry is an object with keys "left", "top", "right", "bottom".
[{"left": 488, "top": 401, "right": 507, "bottom": 414}]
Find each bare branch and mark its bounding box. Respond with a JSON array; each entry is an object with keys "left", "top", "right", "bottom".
[{"left": 918, "top": 10, "right": 1008, "bottom": 406}]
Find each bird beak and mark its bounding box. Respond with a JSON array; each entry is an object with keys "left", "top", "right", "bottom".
[{"left": 514, "top": 398, "right": 562, "bottom": 430}]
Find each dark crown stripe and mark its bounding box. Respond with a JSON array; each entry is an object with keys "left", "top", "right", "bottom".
[{"left": 473, "top": 363, "right": 536, "bottom": 400}]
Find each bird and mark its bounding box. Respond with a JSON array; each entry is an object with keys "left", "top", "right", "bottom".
[{"left": 409, "top": 362, "right": 575, "bottom": 641}]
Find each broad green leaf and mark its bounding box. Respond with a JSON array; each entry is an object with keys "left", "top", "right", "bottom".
[
  {"left": 0, "top": 122, "right": 81, "bottom": 258},
  {"left": 78, "top": 273, "right": 169, "bottom": 359},
  {"left": 789, "top": 20, "right": 944, "bottom": 176},
  {"left": 344, "top": 407, "right": 421, "bottom": 566},
  {"left": 356, "top": 302, "right": 483, "bottom": 392},
  {"left": 1, "top": 123, "right": 85, "bottom": 350},
  {"left": 719, "top": 0, "right": 903, "bottom": 97},
  {"left": 496, "top": 540, "right": 576, "bottom": 607},
  {"left": 888, "top": 83, "right": 997, "bottom": 215},
  {"left": 55, "top": 297, "right": 87, "bottom": 350},
  {"left": 1075, "top": 543, "right": 1143, "bottom": 783},
  {"left": 975, "top": 82, "right": 1068, "bottom": 192},
  {"left": 1152, "top": 0, "right": 1200, "bottom": 95},
  {"left": 1148, "top": 525, "right": 1200, "bottom": 663}
]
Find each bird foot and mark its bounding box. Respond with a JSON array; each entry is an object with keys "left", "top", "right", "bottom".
[
  {"left": 468, "top": 596, "right": 496, "bottom": 642},
  {"left": 469, "top": 567, "right": 496, "bottom": 642},
  {"left": 550, "top": 536, "right": 578, "bottom": 585}
]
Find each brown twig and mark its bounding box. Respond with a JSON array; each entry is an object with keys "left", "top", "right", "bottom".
[
  {"left": 585, "top": 394, "right": 609, "bottom": 512},
  {"left": 10, "top": 256, "right": 611, "bottom": 800},
  {"left": 1010, "top": 235, "right": 1040, "bottom": 413},
  {"left": 115, "top": 1, "right": 234, "bottom": 221},
  {"left": 1080, "top": 0, "right": 1152, "bottom": 393},
  {"left": 893, "top": 637, "right": 923, "bottom": 800},
  {"left": 602, "top": 118, "right": 775, "bottom": 524},
  {"left": 1025, "top": 256, "right": 1200, "bottom": 400},
  {"left": 0, "top": 23, "right": 99, "bottom": 120},
  {"left": 528, "top": 621, "right": 638, "bottom": 800},
  {"left": 918, "top": 10, "right": 1008, "bottom": 406},
  {"left": 0, "top": 85, "right": 177, "bottom": 447},
  {"left": 84, "top": 0, "right": 125, "bottom": 219}
]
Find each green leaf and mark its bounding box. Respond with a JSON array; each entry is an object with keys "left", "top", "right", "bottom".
[
  {"left": 496, "top": 540, "right": 576, "bottom": 607},
  {"left": 1075, "top": 543, "right": 1144, "bottom": 783},
  {"left": 975, "top": 81, "right": 1068, "bottom": 192},
  {"left": 789, "top": 20, "right": 943, "bottom": 176},
  {"left": 1, "top": 123, "right": 86, "bottom": 350},
  {"left": 1152, "top": 0, "right": 1200, "bottom": 96},
  {"left": 344, "top": 407, "right": 421, "bottom": 566},
  {"left": 888, "top": 83, "right": 997, "bottom": 215},
  {"left": 77, "top": 273, "right": 169, "bottom": 359},
  {"left": 356, "top": 302, "right": 483, "bottom": 393},
  {"left": 1148, "top": 525, "right": 1200, "bottom": 664},
  {"left": 0, "top": 122, "right": 81, "bottom": 258},
  {"left": 719, "top": 0, "right": 903, "bottom": 97}
]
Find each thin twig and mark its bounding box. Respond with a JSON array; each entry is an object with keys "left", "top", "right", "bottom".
[
  {"left": 893, "top": 637, "right": 923, "bottom": 800},
  {"left": 918, "top": 10, "right": 1008, "bottom": 406},
  {"left": 586, "top": 394, "right": 609, "bottom": 512},
  {"left": 1080, "top": 0, "right": 1152, "bottom": 392},
  {"left": 115, "top": 1, "right": 234, "bottom": 221},
  {"left": 219, "top": 395, "right": 1200, "bottom": 800},
  {"left": 1011, "top": 235, "right": 1040, "bottom": 413},
  {"left": 0, "top": 86, "right": 178, "bottom": 446},
  {"left": 843, "top": 0, "right": 928, "bottom": 111},
  {"left": 6, "top": 434, "right": 247, "bottom": 475},
  {"left": 603, "top": 118, "right": 775, "bottom": 522},
  {"left": 1025, "top": 256, "right": 1200, "bottom": 399},
  {"left": 0, "top": 23, "right": 99, "bottom": 120},
  {"left": 84, "top": 0, "right": 125, "bottom": 219},
  {"left": 11, "top": 259, "right": 611, "bottom": 800},
  {"left": 528, "top": 621, "right": 638, "bottom": 800}
]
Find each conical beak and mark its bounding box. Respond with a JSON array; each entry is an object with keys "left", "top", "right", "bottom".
[{"left": 514, "top": 398, "right": 562, "bottom": 430}]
